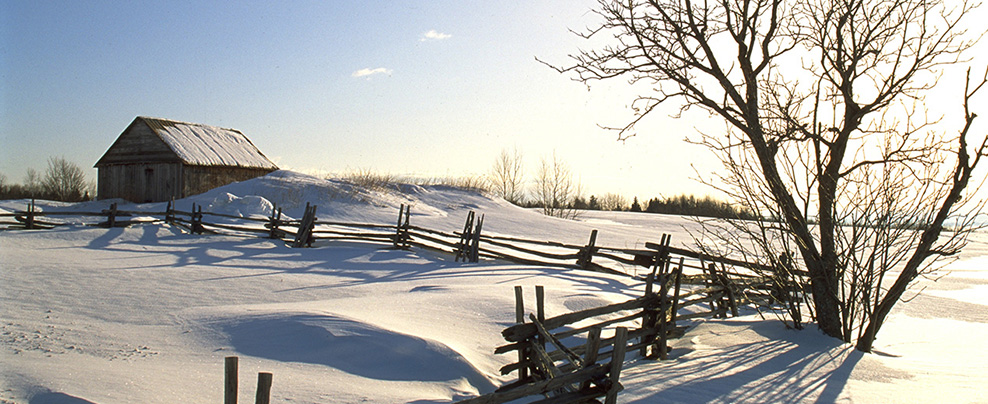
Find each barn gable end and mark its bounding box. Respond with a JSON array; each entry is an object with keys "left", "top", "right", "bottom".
[
  {"left": 94, "top": 118, "right": 181, "bottom": 165},
  {"left": 95, "top": 117, "right": 278, "bottom": 202}
]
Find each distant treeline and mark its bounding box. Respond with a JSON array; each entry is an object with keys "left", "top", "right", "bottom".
[
  {"left": 520, "top": 193, "right": 756, "bottom": 220},
  {"left": 637, "top": 195, "right": 757, "bottom": 220}
]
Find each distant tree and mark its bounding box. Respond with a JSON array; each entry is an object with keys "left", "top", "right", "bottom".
[
  {"left": 41, "top": 156, "right": 88, "bottom": 202},
  {"left": 598, "top": 193, "right": 628, "bottom": 211},
  {"left": 488, "top": 147, "right": 526, "bottom": 204},
  {"left": 24, "top": 168, "right": 41, "bottom": 198},
  {"left": 587, "top": 195, "right": 601, "bottom": 210},
  {"left": 571, "top": 196, "right": 588, "bottom": 210},
  {"left": 533, "top": 152, "right": 581, "bottom": 219},
  {"left": 629, "top": 197, "right": 642, "bottom": 212}
]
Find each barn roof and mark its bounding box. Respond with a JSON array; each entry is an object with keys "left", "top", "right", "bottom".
[{"left": 96, "top": 116, "right": 278, "bottom": 169}]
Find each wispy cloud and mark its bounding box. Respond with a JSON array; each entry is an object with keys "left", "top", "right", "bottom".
[
  {"left": 420, "top": 29, "right": 452, "bottom": 42},
  {"left": 351, "top": 67, "right": 393, "bottom": 79}
]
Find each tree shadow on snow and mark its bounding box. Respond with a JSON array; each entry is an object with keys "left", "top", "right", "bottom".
[
  {"left": 75, "top": 223, "right": 641, "bottom": 302},
  {"left": 621, "top": 319, "right": 862, "bottom": 403}
]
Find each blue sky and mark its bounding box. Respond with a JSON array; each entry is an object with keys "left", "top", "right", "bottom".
[{"left": 2, "top": 1, "right": 986, "bottom": 201}]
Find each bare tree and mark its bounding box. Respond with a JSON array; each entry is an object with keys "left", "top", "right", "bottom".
[
  {"left": 42, "top": 156, "right": 88, "bottom": 202},
  {"left": 488, "top": 147, "right": 526, "bottom": 204},
  {"left": 24, "top": 168, "right": 41, "bottom": 198},
  {"left": 533, "top": 152, "right": 582, "bottom": 219},
  {"left": 598, "top": 193, "right": 628, "bottom": 211},
  {"left": 547, "top": 0, "right": 986, "bottom": 350}
]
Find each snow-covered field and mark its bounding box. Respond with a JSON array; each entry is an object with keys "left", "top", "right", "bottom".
[{"left": 1, "top": 171, "right": 986, "bottom": 403}]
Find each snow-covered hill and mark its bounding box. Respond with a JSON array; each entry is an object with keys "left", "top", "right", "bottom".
[{"left": 1, "top": 171, "right": 986, "bottom": 403}]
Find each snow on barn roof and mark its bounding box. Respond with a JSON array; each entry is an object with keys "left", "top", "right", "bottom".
[{"left": 141, "top": 116, "right": 278, "bottom": 169}]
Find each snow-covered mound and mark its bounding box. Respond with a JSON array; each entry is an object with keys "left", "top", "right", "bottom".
[{"left": 2, "top": 170, "right": 986, "bottom": 403}]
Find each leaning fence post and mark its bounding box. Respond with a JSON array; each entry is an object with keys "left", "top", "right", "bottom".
[
  {"left": 393, "top": 204, "right": 410, "bottom": 249},
  {"left": 577, "top": 229, "right": 598, "bottom": 270},
  {"left": 255, "top": 372, "right": 273, "bottom": 404},
  {"left": 605, "top": 327, "right": 629, "bottom": 404},
  {"left": 225, "top": 356, "right": 238, "bottom": 404},
  {"left": 718, "top": 264, "right": 740, "bottom": 317},
  {"left": 267, "top": 206, "right": 283, "bottom": 239},
  {"left": 469, "top": 214, "right": 484, "bottom": 263},
  {"left": 579, "top": 327, "right": 602, "bottom": 391},
  {"left": 456, "top": 211, "right": 474, "bottom": 261}
]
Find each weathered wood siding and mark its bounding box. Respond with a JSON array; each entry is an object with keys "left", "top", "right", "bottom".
[
  {"left": 182, "top": 166, "right": 275, "bottom": 198},
  {"left": 95, "top": 117, "right": 278, "bottom": 202},
  {"left": 97, "top": 163, "right": 182, "bottom": 202},
  {"left": 95, "top": 120, "right": 182, "bottom": 165}
]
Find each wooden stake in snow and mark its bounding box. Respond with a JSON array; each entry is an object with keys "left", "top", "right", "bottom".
[
  {"left": 255, "top": 372, "right": 272, "bottom": 404},
  {"left": 292, "top": 203, "right": 317, "bottom": 248},
  {"left": 225, "top": 356, "right": 238, "bottom": 404},
  {"left": 393, "top": 204, "right": 411, "bottom": 249}
]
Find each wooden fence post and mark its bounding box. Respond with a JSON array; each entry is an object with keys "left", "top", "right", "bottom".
[
  {"left": 191, "top": 203, "right": 204, "bottom": 235},
  {"left": 641, "top": 235, "right": 670, "bottom": 358},
  {"left": 292, "top": 203, "right": 317, "bottom": 248},
  {"left": 267, "top": 206, "right": 283, "bottom": 239},
  {"left": 577, "top": 230, "right": 598, "bottom": 270},
  {"left": 579, "top": 327, "right": 602, "bottom": 391},
  {"left": 393, "top": 204, "right": 410, "bottom": 249},
  {"left": 165, "top": 198, "right": 175, "bottom": 226},
  {"left": 514, "top": 285, "right": 529, "bottom": 381},
  {"left": 25, "top": 199, "right": 36, "bottom": 229},
  {"left": 108, "top": 202, "right": 118, "bottom": 228},
  {"left": 469, "top": 214, "right": 484, "bottom": 263},
  {"left": 536, "top": 285, "right": 545, "bottom": 352},
  {"left": 670, "top": 257, "right": 684, "bottom": 325},
  {"left": 604, "top": 327, "right": 629, "bottom": 404},
  {"left": 455, "top": 211, "right": 475, "bottom": 262},
  {"left": 225, "top": 356, "right": 238, "bottom": 404},
  {"left": 255, "top": 372, "right": 272, "bottom": 404},
  {"left": 717, "top": 264, "right": 740, "bottom": 317},
  {"left": 656, "top": 267, "right": 671, "bottom": 360},
  {"left": 703, "top": 262, "right": 718, "bottom": 316}
]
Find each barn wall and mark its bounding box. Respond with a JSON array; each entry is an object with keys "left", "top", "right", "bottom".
[
  {"left": 181, "top": 166, "right": 275, "bottom": 198},
  {"left": 97, "top": 163, "right": 182, "bottom": 202}
]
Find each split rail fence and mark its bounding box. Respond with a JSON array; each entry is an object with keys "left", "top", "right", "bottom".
[
  {"left": 458, "top": 234, "right": 784, "bottom": 403},
  {"left": 0, "top": 200, "right": 805, "bottom": 304},
  {"left": 2, "top": 199, "right": 807, "bottom": 402}
]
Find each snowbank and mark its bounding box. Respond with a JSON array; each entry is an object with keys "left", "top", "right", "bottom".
[{"left": 2, "top": 171, "right": 986, "bottom": 403}]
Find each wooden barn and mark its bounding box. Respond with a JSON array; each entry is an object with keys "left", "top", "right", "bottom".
[{"left": 94, "top": 116, "right": 278, "bottom": 202}]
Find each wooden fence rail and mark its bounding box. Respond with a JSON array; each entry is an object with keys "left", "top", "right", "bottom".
[
  {"left": 465, "top": 248, "right": 749, "bottom": 404},
  {"left": 1, "top": 201, "right": 802, "bottom": 310},
  {"left": 3, "top": 200, "right": 807, "bottom": 402},
  {"left": 463, "top": 233, "right": 791, "bottom": 403}
]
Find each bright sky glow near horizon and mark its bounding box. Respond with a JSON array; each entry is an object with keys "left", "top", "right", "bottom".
[{"left": 2, "top": 1, "right": 987, "bottom": 201}]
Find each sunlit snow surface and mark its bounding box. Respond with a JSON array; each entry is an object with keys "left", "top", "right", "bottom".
[{"left": 1, "top": 171, "right": 986, "bottom": 403}]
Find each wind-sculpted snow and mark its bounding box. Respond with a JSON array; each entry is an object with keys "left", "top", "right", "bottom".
[
  {"left": 212, "top": 312, "right": 496, "bottom": 390},
  {"left": 2, "top": 170, "right": 987, "bottom": 403}
]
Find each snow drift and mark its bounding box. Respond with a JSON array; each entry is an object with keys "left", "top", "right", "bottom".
[{"left": 1, "top": 171, "right": 986, "bottom": 403}]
